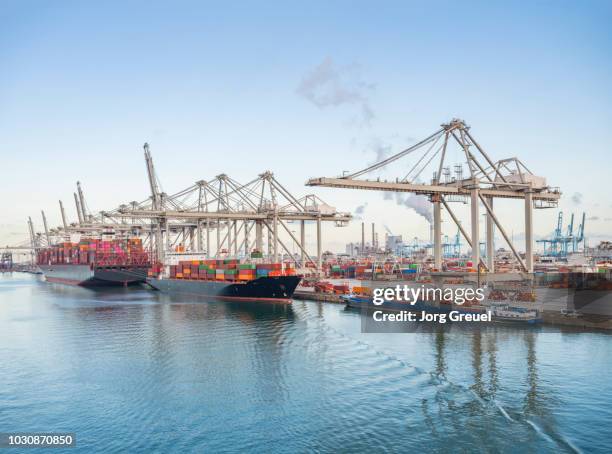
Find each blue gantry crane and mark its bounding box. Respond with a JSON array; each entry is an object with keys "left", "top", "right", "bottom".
[
  {"left": 537, "top": 211, "right": 585, "bottom": 257},
  {"left": 442, "top": 230, "right": 462, "bottom": 258},
  {"left": 402, "top": 236, "right": 436, "bottom": 258}
]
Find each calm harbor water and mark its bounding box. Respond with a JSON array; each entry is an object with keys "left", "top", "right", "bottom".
[{"left": 1, "top": 273, "right": 611, "bottom": 453}]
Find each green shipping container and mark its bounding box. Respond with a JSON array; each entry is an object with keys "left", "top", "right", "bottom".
[{"left": 238, "top": 264, "right": 256, "bottom": 270}]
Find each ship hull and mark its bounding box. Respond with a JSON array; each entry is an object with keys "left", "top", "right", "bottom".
[
  {"left": 39, "top": 264, "right": 148, "bottom": 286},
  {"left": 147, "top": 275, "right": 302, "bottom": 303}
]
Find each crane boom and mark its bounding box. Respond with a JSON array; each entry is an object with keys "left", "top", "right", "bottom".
[
  {"left": 41, "top": 210, "right": 50, "bottom": 246},
  {"left": 77, "top": 181, "right": 88, "bottom": 222},
  {"left": 74, "top": 192, "right": 84, "bottom": 224},
  {"left": 59, "top": 200, "right": 68, "bottom": 229}
]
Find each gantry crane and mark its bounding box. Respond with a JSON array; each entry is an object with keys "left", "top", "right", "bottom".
[
  {"left": 114, "top": 145, "right": 351, "bottom": 270},
  {"left": 537, "top": 211, "right": 585, "bottom": 257},
  {"left": 308, "top": 119, "right": 561, "bottom": 273},
  {"left": 31, "top": 144, "right": 351, "bottom": 273}
]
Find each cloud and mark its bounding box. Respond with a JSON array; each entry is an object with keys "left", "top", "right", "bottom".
[
  {"left": 604, "top": 218, "right": 612, "bottom": 222},
  {"left": 297, "top": 57, "right": 375, "bottom": 124},
  {"left": 571, "top": 192, "right": 583, "bottom": 205}
]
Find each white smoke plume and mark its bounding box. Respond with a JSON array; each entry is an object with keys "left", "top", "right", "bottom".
[
  {"left": 297, "top": 57, "right": 375, "bottom": 124},
  {"left": 393, "top": 192, "right": 433, "bottom": 224},
  {"left": 571, "top": 192, "right": 583, "bottom": 205},
  {"left": 365, "top": 138, "right": 433, "bottom": 224},
  {"left": 353, "top": 203, "right": 367, "bottom": 220}
]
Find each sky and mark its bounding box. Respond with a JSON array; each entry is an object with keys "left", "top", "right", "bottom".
[{"left": 1, "top": 0, "right": 611, "bottom": 254}]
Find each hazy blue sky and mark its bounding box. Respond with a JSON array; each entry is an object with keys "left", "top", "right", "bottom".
[{"left": 1, "top": 1, "right": 611, "bottom": 252}]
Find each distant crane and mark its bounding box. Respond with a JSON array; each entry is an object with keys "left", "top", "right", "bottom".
[
  {"left": 402, "top": 236, "right": 432, "bottom": 258},
  {"left": 537, "top": 211, "right": 585, "bottom": 256},
  {"left": 442, "top": 230, "right": 462, "bottom": 258}
]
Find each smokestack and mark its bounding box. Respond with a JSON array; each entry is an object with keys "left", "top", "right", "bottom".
[
  {"left": 361, "top": 222, "right": 365, "bottom": 256},
  {"left": 371, "top": 223, "right": 375, "bottom": 251},
  {"left": 430, "top": 224, "right": 434, "bottom": 245}
]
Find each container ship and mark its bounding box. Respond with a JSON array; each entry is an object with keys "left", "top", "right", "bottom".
[
  {"left": 147, "top": 258, "right": 302, "bottom": 303},
  {"left": 36, "top": 238, "right": 150, "bottom": 286}
]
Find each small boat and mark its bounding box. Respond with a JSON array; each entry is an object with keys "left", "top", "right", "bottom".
[{"left": 489, "top": 304, "right": 542, "bottom": 324}]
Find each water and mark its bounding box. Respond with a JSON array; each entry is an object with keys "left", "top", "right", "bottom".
[{"left": 1, "top": 273, "right": 611, "bottom": 453}]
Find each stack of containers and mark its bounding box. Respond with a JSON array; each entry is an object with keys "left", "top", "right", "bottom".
[
  {"left": 225, "top": 268, "right": 237, "bottom": 281},
  {"left": 238, "top": 263, "right": 256, "bottom": 281},
  {"left": 207, "top": 262, "right": 216, "bottom": 279},
  {"left": 346, "top": 265, "right": 356, "bottom": 279},
  {"left": 256, "top": 265, "right": 269, "bottom": 278},
  {"left": 355, "top": 264, "right": 368, "bottom": 279},
  {"left": 329, "top": 264, "right": 343, "bottom": 278},
  {"left": 37, "top": 238, "right": 150, "bottom": 267},
  {"left": 197, "top": 262, "right": 209, "bottom": 279},
  {"left": 171, "top": 259, "right": 291, "bottom": 281},
  {"left": 284, "top": 262, "right": 296, "bottom": 276}
]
